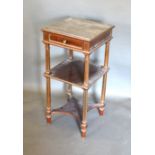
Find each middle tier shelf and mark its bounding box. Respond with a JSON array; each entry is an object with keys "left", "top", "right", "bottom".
[{"left": 44, "top": 59, "right": 109, "bottom": 89}]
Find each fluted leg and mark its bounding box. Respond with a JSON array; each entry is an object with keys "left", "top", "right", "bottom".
[
  {"left": 66, "top": 49, "right": 73, "bottom": 99},
  {"left": 46, "top": 78, "right": 52, "bottom": 123},
  {"left": 99, "top": 41, "right": 110, "bottom": 116},
  {"left": 99, "top": 74, "right": 107, "bottom": 115},
  {"left": 45, "top": 44, "right": 52, "bottom": 123},
  {"left": 81, "top": 53, "right": 90, "bottom": 137},
  {"left": 81, "top": 89, "right": 88, "bottom": 137}
]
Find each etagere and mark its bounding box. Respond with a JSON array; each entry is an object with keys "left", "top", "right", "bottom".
[{"left": 42, "top": 18, "right": 114, "bottom": 138}]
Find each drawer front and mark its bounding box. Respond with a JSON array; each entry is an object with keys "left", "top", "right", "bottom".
[{"left": 48, "top": 33, "right": 84, "bottom": 50}]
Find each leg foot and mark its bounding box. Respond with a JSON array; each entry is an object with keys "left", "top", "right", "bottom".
[
  {"left": 46, "top": 117, "right": 52, "bottom": 123},
  {"left": 98, "top": 108, "right": 104, "bottom": 116},
  {"left": 46, "top": 106, "right": 52, "bottom": 123},
  {"left": 81, "top": 122, "right": 87, "bottom": 138},
  {"left": 81, "top": 131, "right": 86, "bottom": 138}
]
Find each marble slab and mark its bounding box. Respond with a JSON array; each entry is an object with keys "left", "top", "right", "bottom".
[{"left": 42, "top": 18, "right": 114, "bottom": 41}]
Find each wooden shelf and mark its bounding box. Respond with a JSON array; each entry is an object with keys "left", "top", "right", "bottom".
[
  {"left": 51, "top": 97, "right": 103, "bottom": 126},
  {"left": 44, "top": 59, "right": 109, "bottom": 89}
]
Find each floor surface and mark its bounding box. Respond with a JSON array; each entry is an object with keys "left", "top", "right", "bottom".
[{"left": 24, "top": 90, "right": 131, "bottom": 155}]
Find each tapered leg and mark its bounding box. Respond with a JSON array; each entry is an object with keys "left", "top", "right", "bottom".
[
  {"left": 81, "top": 53, "right": 90, "bottom": 137},
  {"left": 66, "top": 49, "right": 73, "bottom": 99},
  {"left": 45, "top": 44, "right": 52, "bottom": 123},
  {"left": 99, "top": 41, "right": 110, "bottom": 116},
  {"left": 99, "top": 74, "right": 107, "bottom": 115},
  {"left": 46, "top": 78, "right": 52, "bottom": 123},
  {"left": 83, "top": 54, "right": 90, "bottom": 88},
  {"left": 81, "top": 89, "right": 88, "bottom": 137}
]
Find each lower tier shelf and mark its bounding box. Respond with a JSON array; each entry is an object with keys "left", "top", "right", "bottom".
[
  {"left": 44, "top": 59, "right": 109, "bottom": 89},
  {"left": 51, "top": 97, "right": 104, "bottom": 125}
]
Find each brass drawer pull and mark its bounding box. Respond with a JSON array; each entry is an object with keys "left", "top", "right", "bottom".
[
  {"left": 49, "top": 34, "right": 67, "bottom": 44},
  {"left": 62, "top": 40, "right": 67, "bottom": 44},
  {"left": 48, "top": 34, "right": 83, "bottom": 50}
]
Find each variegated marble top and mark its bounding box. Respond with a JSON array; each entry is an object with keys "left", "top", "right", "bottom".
[{"left": 42, "top": 18, "right": 114, "bottom": 41}]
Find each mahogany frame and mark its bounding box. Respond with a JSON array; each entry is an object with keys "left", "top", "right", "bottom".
[{"left": 42, "top": 27, "right": 113, "bottom": 138}]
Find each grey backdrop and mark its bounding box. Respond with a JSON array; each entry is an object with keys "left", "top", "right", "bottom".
[{"left": 23, "top": 0, "right": 130, "bottom": 98}]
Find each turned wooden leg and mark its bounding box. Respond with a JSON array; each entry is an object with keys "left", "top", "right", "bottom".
[
  {"left": 46, "top": 77, "right": 52, "bottom": 123},
  {"left": 45, "top": 43, "right": 52, "bottom": 123},
  {"left": 81, "top": 89, "right": 88, "bottom": 137},
  {"left": 99, "top": 74, "right": 107, "bottom": 115},
  {"left": 99, "top": 41, "right": 110, "bottom": 116},
  {"left": 81, "top": 53, "right": 90, "bottom": 137},
  {"left": 66, "top": 49, "right": 73, "bottom": 99}
]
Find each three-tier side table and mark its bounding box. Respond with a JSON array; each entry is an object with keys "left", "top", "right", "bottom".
[{"left": 42, "top": 18, "right": 114, "bottom": 138}]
